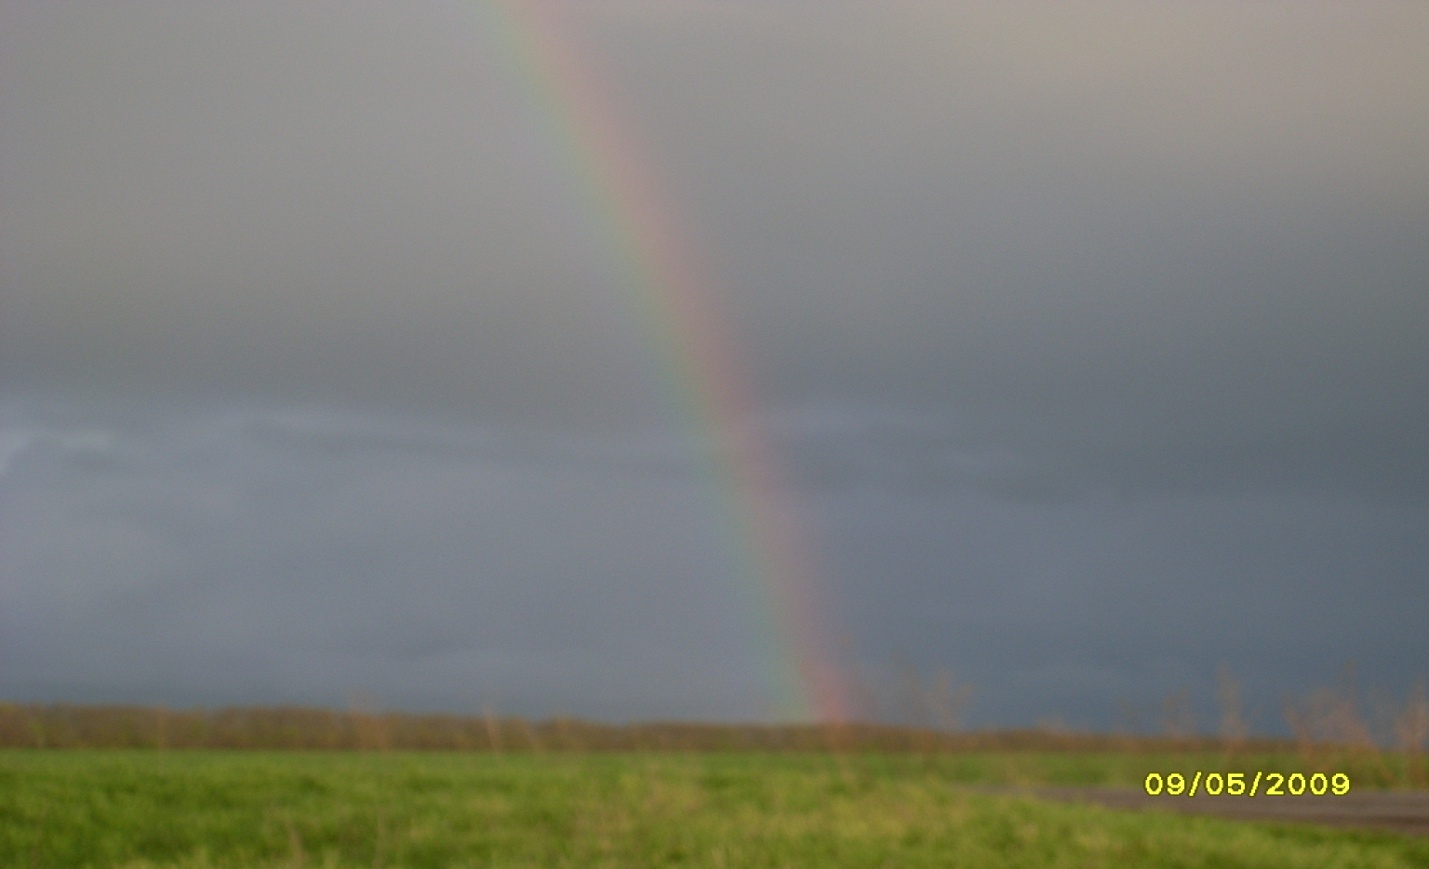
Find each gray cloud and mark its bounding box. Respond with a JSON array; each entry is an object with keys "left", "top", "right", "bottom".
[
  {"left": 1, "top": 1, "right": 1426, "bottom": 728},
  {"left": 0, "top": 406, "right": 765, "bottom": 719}
]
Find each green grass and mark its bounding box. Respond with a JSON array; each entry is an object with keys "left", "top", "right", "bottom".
[{"left": 2, "top": 750, "right": 1425, "bottom": 868}]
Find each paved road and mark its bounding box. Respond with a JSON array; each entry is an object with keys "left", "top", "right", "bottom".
[{"left": 960, "top": 785, "right": 1429, "bottom": 838}]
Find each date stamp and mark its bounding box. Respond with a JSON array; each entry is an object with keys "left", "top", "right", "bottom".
[{"left": 1144, "top": 771, "right": 1351, "bottom": 797}]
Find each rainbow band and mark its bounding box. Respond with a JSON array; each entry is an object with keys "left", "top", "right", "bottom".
[{"left": 480, "top": 0, "right": 849, "bottom": 723}]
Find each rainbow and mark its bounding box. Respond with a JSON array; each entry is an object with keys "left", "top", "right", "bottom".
[{"left": 478, "top": 0, "right": 850, "bottom": 723}]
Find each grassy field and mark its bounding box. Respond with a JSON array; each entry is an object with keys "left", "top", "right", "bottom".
[{"left": 3, "top": 750, "right": 1427, "bottom": 868}]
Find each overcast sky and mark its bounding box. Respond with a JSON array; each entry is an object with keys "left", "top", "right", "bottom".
[{"left": 2, "top": 1, "right": 1427, "bottom": 732}]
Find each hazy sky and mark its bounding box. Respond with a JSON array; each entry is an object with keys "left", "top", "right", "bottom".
[{"left": 2, "top": 1, "right": 1427, "bottom": 731}]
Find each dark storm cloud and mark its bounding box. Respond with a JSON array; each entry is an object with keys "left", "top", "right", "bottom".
[
  {"left": 2, "top": 2, "right": 1427, "bottom": 727},
  {"left": 821, "top": 488, "right": 1429, "bottom": 727},
  {"left": 242, "top": 410, "right": 696, "bottom": 479},
  {"left": 0, "top": 408, "right": 765, "bottom": 719},
  {"left": 594, "top": 2, "right": 1429, "bottom": 503}
]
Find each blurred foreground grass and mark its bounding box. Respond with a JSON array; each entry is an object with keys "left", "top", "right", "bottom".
[{"left": 3, "top": 750, "right": 1427, "bottom": 868}]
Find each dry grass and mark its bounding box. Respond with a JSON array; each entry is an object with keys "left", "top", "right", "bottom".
[
  {"left": 0, "top": 702, "right": 1278, "bottom": 753},
  {"left": 3, "top": 665, "right": 1425, "bottom": 787},
  {"left": 1392, "top": 679, "right": 1429, "bottom": 787},
  {"left": 1275, "top": 663, "right": 1427, "bottom": 786}
]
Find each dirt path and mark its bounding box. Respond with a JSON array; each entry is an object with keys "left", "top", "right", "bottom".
[{"left": 960, "top": 785, "right": 1429, "bottom": 837}]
